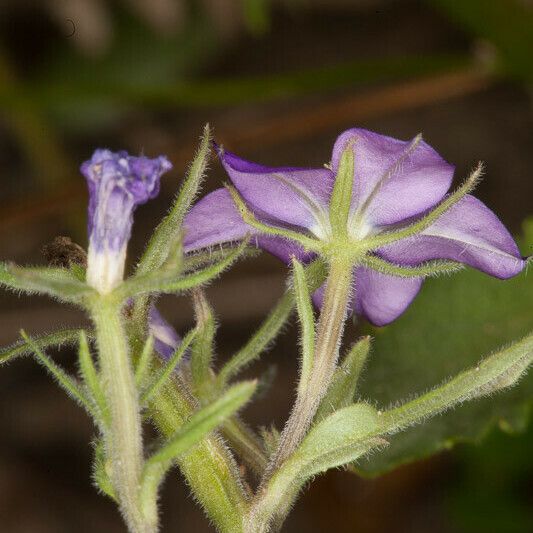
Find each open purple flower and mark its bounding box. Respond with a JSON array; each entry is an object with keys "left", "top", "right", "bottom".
[
  {"left": 183, "top": 128, "right": 526, "bottom": 326},
  {"left": 81, "top": 149, "right": 172, "bottom": 293}
]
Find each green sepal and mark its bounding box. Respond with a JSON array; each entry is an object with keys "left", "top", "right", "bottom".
[
  {"left": 136, "top": 124, "right": 211, "bottom": 276},
  {"left": 0, "top": 328, "right": 81, "bottom": 365},
  {"left": 183, "top": 245, "right": 260, "bottom": 274},
  {"left": 225, "top": 183, "right": 321, "bottom": 252},
  {"left": 363, "top": 255, "right": 463, "bottom": 278},
  {"left": 368, "top": 163, "right": 483, "bottom": 248},
  {"left": 216, "top": 258, "right": 327, "bottom": 388},
  {"left": 328, "top": 142, "right": 354, "bottom": 235},
  {"left": 0, "top": 262, "right": 94, "bottom": 303},
  {"left": 117, "top": 239, "right": 248, "bottom": 300},
  {"left": 141, "top": 329, "right": 196, "bottom": 406},
  {"left": 316, "top": 336, "right": 371, "bottom": 420}
]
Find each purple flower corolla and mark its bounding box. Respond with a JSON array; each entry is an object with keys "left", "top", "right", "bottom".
[
  {"left": 81, "top": 149, "right": 172, "bottom": 293},
  {"left": 148, "top": 306, "right": 181, "bottom": 360},
  {"left": 183, "top": 128, "right": 526, "bottom": 326}
]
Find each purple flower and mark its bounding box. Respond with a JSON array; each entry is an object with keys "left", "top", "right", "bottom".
[
  {"left": 148, "top": 306, "right": 181, "bottom": 360},
  {"left": 183, "top": 128, "right": 526, "bottom": 326},
  {"left": 81, "top": 149, "right": 172, "bottom": 293}
]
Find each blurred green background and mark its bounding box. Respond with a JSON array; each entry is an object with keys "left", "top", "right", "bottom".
[{"left": 0, "top": 1, "right": 532, "bottom": 531}]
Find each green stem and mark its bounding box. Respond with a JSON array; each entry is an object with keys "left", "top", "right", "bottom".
[
  {"left": 222, "top": 417, "right": 268, "bottom": 476},
  {"left": 91, "top": 296, "right": 155, "bottom": 533},
  {"left": 249, "top": 259, "right": 354, "bottom": 531}
]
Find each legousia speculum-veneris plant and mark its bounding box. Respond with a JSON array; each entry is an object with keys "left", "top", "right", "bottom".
[{"left": 0, "top": 125, "right": 531, "bottom": 532}]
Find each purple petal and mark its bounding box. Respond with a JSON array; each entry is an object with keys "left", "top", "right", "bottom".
[
  {"left": 183, "top": 188, "right": 257, "bottom": 253},
  {"left": 219, "top": 147, "right": 334, "bottom": 234},
  {"left": 378, "top": 195, "right": 525, "bottom": 279},
  {"left": 148, "top": 306, "right": 181, "bottom": 360},
  {"left": 331, "top": 128, "right": 454, "bottom": 227},
  {"left": 82, "top": 149, "right": 172, "bottom": 252},
  {"left": 257, "top": 236, "right": 315, "bottom": 264},
  {"left": 313, "top": 267, "right": 423, "bottom": 326}
]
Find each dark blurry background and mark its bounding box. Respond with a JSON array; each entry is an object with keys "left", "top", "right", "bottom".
[{"left": 0, "top": 1, "right": 532, "bottom": 531}]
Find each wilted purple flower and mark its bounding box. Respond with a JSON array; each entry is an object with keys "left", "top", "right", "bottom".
[
  {"left": 183, "top": 128, "right": 526, "bottom": 326},
  {"left": 81, "top": 149, "right": 172, "bottom": 293}
]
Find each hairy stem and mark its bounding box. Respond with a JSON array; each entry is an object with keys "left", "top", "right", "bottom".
[
  {"left": 91, "top": 296, "right": 154, "bottom": 532},
  {"left": 249, "top": 259, "right": 353, "bottom": 531}
]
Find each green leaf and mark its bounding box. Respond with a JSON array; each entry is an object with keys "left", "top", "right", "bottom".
[
  {"left": 0, "top": 263, "right": 94, "bottom": 303},
  {"left": 134, "top": 335, "right": 155, "bottom": 387},
  {"left": 92, "top": 438, "right": 117, "bottom": 502},
  {"left": 356, "top": 221, "right": 533, "bottom": 476},
  {"left": 295, "top": 403, "right": 384, "bottom": 477},
  {"left": 21, "top": 330, "right": 95, "bottom": 416},
  {"left": 0, "top": 328, "right": 81, "bottom": 365},
  {"left": 316, "top": 336, "right": 371, "bottom": 421},
  {"left": 254, "top": 403, "right": 385, "bottom": 530},
  {"left": 136, "top": 125, "right": 211, "bottom": 276},
  {"left": 78, "top": 331, "right": 108, "bottom": 426},
  {"left": 148, "top": 377, "right": 250, "bottom": 532},
  {"left": 190, "top": 290, "right": 216, "bottom": 397},
  {"left": 367, "top": 333, "right": 533, "bottom": 441}
]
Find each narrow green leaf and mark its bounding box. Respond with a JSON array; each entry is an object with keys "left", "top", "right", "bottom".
[
  {"left": 292, "top": 259, "right": 315, "bottom": 395},
  {"left": 137, "top": 125, "right": 211, "bottom": 276},
  {"left": 119, "top": 239, "right": 248, "bottom": 299},
  {"left": 0, "top": 328, "right": 81, "bottom": 365},
  {"left": 190, "top": 290, "right": 216, "bottom": 396},
  {"left": 356, "top": 220, "right": 533, "bottom": 477},
  {"left": 149, "top": 381, "right": 256, "bottom": 466},
  {"left": 141, "top": 329, "right": 196, "bottom": 406},
  {"left": 141, "top": 381, "right": 256, "bottom": 509},
  {"left": 378, "top": 332, "right": 533, "bottom": 436},
  {"left": 217, "top": 259, "right": 327, "bottom": 387},
  {"left": 21, "top": 330, "right": 95, "bottom": 416},
  {"left": 135, "top": 334, "right": 155, "bottom": 387},
  {"left": 316, "top": 336, "right": 371, "bottom": 420},
  {"left": 328, "top": 142, "right": 354, "bottom": 235},
  {"left": 149, "top": 376, "right": 249, "bottom": 531},
  {"left": 0, "top": 263, "right": 93, "bottom": 302},
  {"left": 78, "top": 331, "right": 108, "bottom": 425},
  {"left": 252, "top": 403, "right": 385, "bottom": 530}
]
